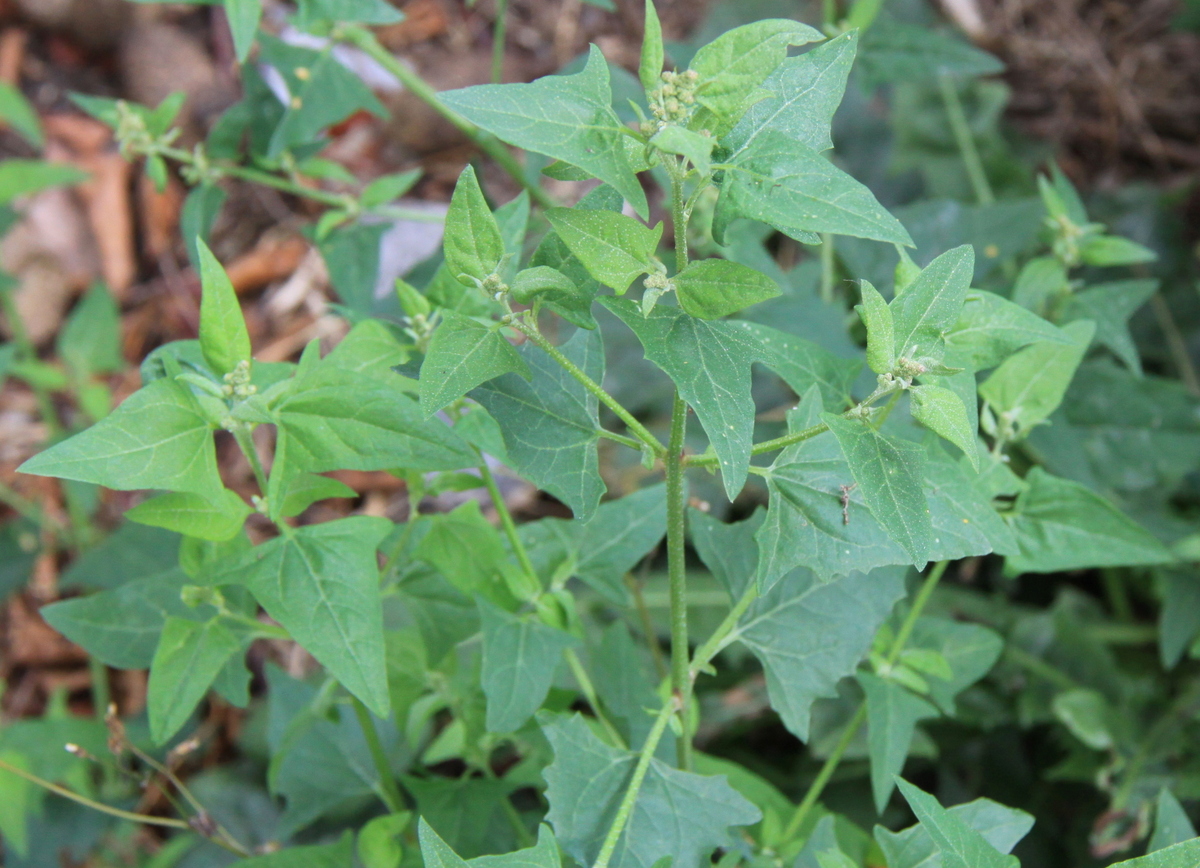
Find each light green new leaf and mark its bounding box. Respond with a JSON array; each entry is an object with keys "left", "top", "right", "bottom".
[
  {"left": 1005, "top": 468, "right": 1172, "bottom": 574},
  {"left": 1149, "top": 789, "right": 1197, "bottom": 853},
  {"left": 148, "top": 616, "right": 242, "bottom": 744},
  {"left": 1109, "top": 838, "right": 1200, "bottom": 868},
  {"left": 889, "top": 245, "right": 974, "bottom": 369},
  {"left": 1079, "top": 234, "right": 1156, "bottom": 267},
  {"left": 875, "top": 796, "right": 1033, "bottom": 868},
  {"left": 908, "top": 616, "right": 1004, "bottom": 713},
  {"left": 19, "top": 377, "right": 223, "bottom": 499},
  {"left": 688, "top": 19, "right": 823, "bottom": 135},
  {"left": 414, "top": 501, "right": 513, "bottom": 605},
  {"left": 896, "top": 779, "right": 1020, "bottom": 868},
  {"left": 673, "top": 258, "right": 779, "bottom": 319},
  {"left": 226, "top": 517, "right": 393, "bottom": 716},
  {"left": 946, "top": 289, "right": 1072, "bottom": 371},
  {"left": 0, "top": 750, "right": 31, "bottom": 856},
  {"left": 649, "top": 125, "right": 713, "bottom": 177},
  {"left": 196, "top": 239, "right": 251, "bottom": 376},
  {"left": 1062, "top": 279, "right": 1156, "bottom": 375},
  {"left": 479, "top": 600, "right": 579, "bottom": 733},
  {"left": 0, "top": 82, "right": 43, "bottom": 148},
  {"left": 858, "top": 280, "right": 895, "bottom": 374},
  {"left": 715, "top": 132, "right": 913, "bottom": 247},
  {"left": 445, "top": 166, "right": 505, "bottom": 287},
  {"left": 604, "top": 298, "right": 763, "bottom": 499},
  {"left": 473, "top": 329, "right": 607, "bottom": 521},
  {"left": 733, "top": 321, "right": 862, "bottom": 410},
  {"left": 911, "top": 384, "right": 978, "bottom": 467},
  {"left": 420, "top": 312, "right": 530, "bottom": 417},
  {"left": 223, "top": 0, "right": 263, "bottom": 64},
  {"left": 544, "top": 208, "right": 662, "bottom": 295},
  {"left": 639, "top": 0, "right": 664, "bottom": 95},
  {"left": 40, "top": 568, "right": 210, "bottom": 669},
  {"left": 126, "top": 489, "right": 251, "bottom": 542},
  {"left": 722, "top": 30, "right": 858, "bottom": 156},
  {"left": 734, "top": 566, "right": 907, "bottom": 740},
  {"left": 543, "top": 714, "right": 761, "bottom": 868},
  {"left": 979, "top": 319, "right": 1095, "bottom": 438},
  {"left": 823, "top": 414, "right": 933, "bottom": 565},
  {"left": 420, "top": 819, "right": 561, "bottom": 868},
  {"left": 441, "top": 47, "right": 648, "bottom": 217},
  {"left": 277, "top": 473, "right": 357, "bottom": 518},
  {"left": 860, "top": 672, "right": 939, "bottom": 813},
  {"left": 1011, "top": 256, "right": 1069, "bottom": 315},
  {"left": 0, "top": 159, "right": 87, "bottom": 205},
  {"left": 57, "top": 283, "right": 124, "bottom": 377}
]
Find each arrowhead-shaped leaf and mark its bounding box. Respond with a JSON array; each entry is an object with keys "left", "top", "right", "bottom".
[
  {"left": 148, "top": 616, "right": 243, "bottom": 744},
  {"left": 419, "top": 312, "right": 531, "bottom": 417},
  {"left": 859, "top": 672, "right": 939, "bottom": 813},
  {"left": 444, "top": 165, "right": 506, "bottom": 287},
  {"left": 673, "top": 259, "right": 779, "bottom": 319},
  {"left": 890, "top": 245, "right": 974, "bottom": 370},
  {"left": 895, "top": 779, "right": 1020, "bottom": 868},
  {"left": 544, "top": 209, "right": 662, "bottom": 294}
]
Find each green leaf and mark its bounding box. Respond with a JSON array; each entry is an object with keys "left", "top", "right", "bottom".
[
  {"left": 510, "top": 266, "right": 588, "bottom": 310},
  {"left": 196, "top": 239, "right": 251, "bottom": 376},
  {"left": 0, "top": 82, "right": 43, "bottom": 148},
  {"left": 318, "top": 221, "right": 389, "bottom": 314},
  {"left": 228, "top": 834, "right": 356, "bottom": 867},
  {"left": 441, "top": 47, "right": 648, "bottom": 217},
  {"left": 673, "top": 259, "right": 779, "bottom": 319},
  {"left": 1149, "top": 789, "right": 1197, "bottom": 853},
  {"left": 277, "top": 473, "right": 357, "bottom": 518},
  {"left": 544, "top": 209, "right": 662, "bottom": 295},
  {"left": 946, "top": 289, "right": 1072, "bottom": 371},
  {"left": 857, "top": 21, "right": 1004, "bottom": 88},
  {"left": 895, "top": 779, "right": 1020, "bottom": 868},
  {"left": 445, "top": 166, "right": 506, "bottom": 287},
  {"left": 1160, "top": 570, "right": 1200, "bottom": 669},
  {"left": 0, "top": 160, "right": 88, "bottom": 204},
  {"left": 148, "top": 616, "right": 242, "bottom": 743},
  {"left": 732, "top": 566, "right": 907, "bottom": 740},
  {"left": 415, "top": 500, "right": 516, "bottom": 606},
  {"left": 890, "top": 245, "right": 974, "bottom": 370},
  {"left": 823, "top": 414, "right": 933, "bottom": 565},
  {"left": 910, "top": 385, "right": 978, "bottom": 468},
  {"left": 858, "top": 279, "right": 896, "bottom": 374},
  {"left": 860, "top": 672, "right": 939, "bottom": 813},
  {"left": 1051, "top": 688, "right": 1114, "bottom": 750},
  {"left": 979, "top": 319, "right": 1095, "bottom": 439},
  {"left": 473, "top": 328, "right": 607, "bottom": 521},
  {"left": 604, "top": 298, "right": 762, "bottom": 499},
  {"left": 419, "top": 312, "right": 530, "bottom": 417},
  {"left": 0, "top": 750, "right": 31, "bottom": 856},
  {"left": 222, "top": 518, "right": 393, "bottom": 715},
  {"left": 295, "top": 0, "right": 403, "bottom": 26},
  {"left": 649, "top": 125, "right": 714, "bottom": 177},
  {"left": 639, "top": 0, "right": 664, "bottom": 95},
  {"left": 361, "top": 169, "right": 420, "bottom": 209},
  {"left": 40, "top": 568, "right": 209, "bottom": 668},
  {"left": 690, "top": 507, "right": 762, "bottom": 600},
  {"left": 181, "top": 183, "right": 227, "bottom": 268},
  {"left": 223, "top": 0, "right": 263, "bottom": 64},
  {"left": 733, "top": 321, "right": 862, "bottom": 410},
  {"left": 542, "top": 714, "right": 761, "bottom": 868},
  {"left": 324, "top": 319, "right": 408, "bottom": 376},
  {"left": 1011, "top": 256, "right": 1069, "bottom": 315},
  {"left": 908, "top": 616, "right": 1004, "bottom": 714},
  {"left": 479, "top": 600, "right": 579, "bottom": 733},
  {"left": 875, "top": 796, "right": 1033, "bottom": 868},
  {"left": 1005, "top": 468, "right": 1173, "bottom": 574},
  {"left": 715, "top": 132, "right": 913, "bottom": 247},
  {"left": 1079, "top": 234, "right": 1156, "bottom": 267},
  {"left": 1062, "top": 279, "right": 1156, "bottom": 374},
  {"left": 420, "top": 819, "right": 561, "bottom": 868},
  {"left": 258, "top": 35, "right": 385, "bottom": 158},
  {"left": 126, "top": 489, "right": 251, "bottom": 542},
  {"left": 688, "top": 19, "right": 823, "bottom": 135},
  {"left": 722, "top": 30, "right": 857, "bottom": 157},
  {"left": 358, "top": 813, "right": 409, "bottom": 868},
  {"left": 57, "top": 283, "right": 123, "bottom": 377},
  {"left": 1110, "top": 839, "right": 1200, "bottom": 868},
  {"left": 19, "top": 377, "right": 222, "bottom": 499}
]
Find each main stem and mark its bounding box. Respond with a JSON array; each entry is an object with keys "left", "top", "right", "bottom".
[
  {"left": 938, "top": 73, "right": 994, "bottom": 207},
  {"left": 491, "top": 0, "right": 509, "bottom": 84},
  {"left": 782, "top": 560, "right": 949, "bottom": 841},
  {"left": 665, "top": 158, "right": 693, "bottom": 768}
]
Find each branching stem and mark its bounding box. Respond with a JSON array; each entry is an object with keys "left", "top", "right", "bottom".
[{"left": 351, "top": 696, "right": 407, "bottom": 815}]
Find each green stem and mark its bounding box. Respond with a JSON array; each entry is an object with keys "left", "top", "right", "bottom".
[
  {"left": 351, "top": 696, "right": 407, "bottom": 814},
  {"left": 688, "top": 423, "right": 827, "bottom": 468},
  {"left": 1003, "top": 645, "right": 1080, "bottom": 691},
  {"left": 628, "top": 568, "right": 668, "bottom": 680},
  {"left": 665, "top": 390, "right": 691, "bottom": 769},
  {"left": 491, "top": 0, "right": 508, "bottom": 84},
  {"left": 689, "top": 583, "right": 758, "bottom": 678},
  {"left": 593, "top": 700, "right": 678, "bottom": 868},
  {"left": 340, "top": 26, "right": 555, "bottom": 210},
  {"left": 599, "top": 429, "right": 645, "bottom": 451},
  {"left": 937, "top": 73, "right": 994, "bottom": 206},
  {"left": 0, "top": 478, "right": 61, "bottom": 531},
  {"left": 782, "top": 561, "right": 949, "bottom": 841},
  {"left": 565, "top": 649, "right": 627, "bottom": 748},
  {"left": 819, "top": 234, "right": 836, "bottom": 303},
  {"left": 1100, "top": 570, "right": 1134, "bottom": 623},
  {"left": 0, "top": 283, "right": 62, "bottom": 437},
  {"left": 477, "top": 455, "right": 537, "bottom": 580},
  {"left": 514, "top": 320, "right": 665, "bottom": 457},
  {"left": 232, "top": 427, "right": 269, "bottom": 495}
]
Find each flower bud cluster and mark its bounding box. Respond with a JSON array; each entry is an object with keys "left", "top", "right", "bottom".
[
  {"left": 641, "top": 69, "right": 700, "bottom": 136},
  {"left": 221, "top": 360, "right": 257, "bottom": 399}
]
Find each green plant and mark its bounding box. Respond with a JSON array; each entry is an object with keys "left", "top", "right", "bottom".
[{"left": 2, "top": 1, "right": 1199, "bottom": 868}]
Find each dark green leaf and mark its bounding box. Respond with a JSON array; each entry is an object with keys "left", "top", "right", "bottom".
[
  {"left": 473, "top": 328, "right": 607, "bottom": 521},
  {"left": 890, "top": 244, "right": 974, "bottom": 370},
  {"left": 875, "top": 796, "right": 1033, "bottom": 868},
  {"left": 148, "top": 616, "right": 242, "bottom": 743},
  {"left": 441, "top": 47, "right": 648, "bottom": 217},
  {"left": 419, "top": 312, "right": 530, "bottom": 417},
  {"left": 946, "top": 289, "right": 1071, "bottom": 371},
  {"left": 420, "top": 819, "right": 562, "bottom": 868},
  {"left": 910, "top": 384, "right": 977, "bottom": 467},
  {"left": 479, "top": 600, "right": 578, "bottom": 733},
  {"left": 857, "top": 21, "right": 1004, "bottom": 88},
  {"left": 1062, "top": 280, "right": 1156, "bottom": 375},
  {"left": 895, "top": 779, "right": 1020, "bottom": 868},
  {"left": 1149, "top": 789, "right": 1197, "bottom": 853},
  {"left": 733, "top": 320, "right": 861, "bottom": 410},
  {"left": 908, "top": 616, "right": 1004, "bottom": 714},
  {"left": 543, "top": 714, "right": 761, "bottom": 868},
  {"left": 223, "top": 0, "right": 263, "bottom": 64},
  {"left": 639, "top": 0, "right": 664, "bottom": 95},
  {"left": 415, "top": 501, "right": 516, "bottom": 606},
  {"left": 860, "top": 672, "right": 938, "bottom": 813},
  {"left": 1110, "top": 839, "right": 1200, "bottom": 868},
  {"left": 673, "top": 258, "right": 779, "bottom": 319},
  {"left": 318, "top": 221, "right": 389, "bottom": 314}
]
